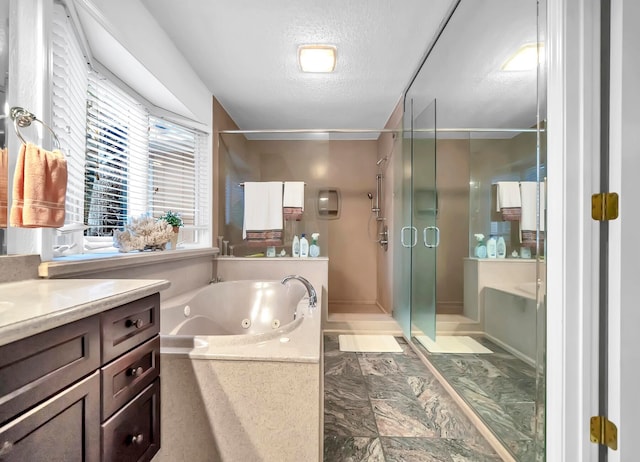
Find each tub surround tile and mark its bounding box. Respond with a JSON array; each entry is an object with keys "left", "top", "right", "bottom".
[
  {"left": 325, "top": 352, "right": 362, "bottom": 375},
  {"left": 324, "top": 398, "right": 379, "bottom": 437},
  {"left": 323, "top": 436, "right": 385, "bottom": 462}
]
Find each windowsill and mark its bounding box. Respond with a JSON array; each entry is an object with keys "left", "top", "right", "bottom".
[{"left": 39, "top": 247, "right": 219, "bottom": 279}]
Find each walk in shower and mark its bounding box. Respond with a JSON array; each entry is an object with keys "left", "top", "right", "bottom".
[
  {"left": 216, "top": 129, "right": 398, "bottom": 324},
  {"left": 393, "top": 0, "right": 547, "bottom": 460}
]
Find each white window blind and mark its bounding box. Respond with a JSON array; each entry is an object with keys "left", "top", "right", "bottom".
[
  {"left": 148, "top": 117, "right": 209, "bottom": 244},
  {"left": 50, "top": 4, "right": 210, "bottom": 249},
  {"left": 85, "top": 73, "right": 149, "bottom": 236},
  {"left": 51, "top": 4, "right": 87, "bottom": 226}
]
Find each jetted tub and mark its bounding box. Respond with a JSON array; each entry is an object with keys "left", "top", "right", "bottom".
[
  {"left": 156, "top": 279, "right": 322, "bottom": 462},
  {"left": 161, "top": 280, "right": 307, "bottom": 347}
]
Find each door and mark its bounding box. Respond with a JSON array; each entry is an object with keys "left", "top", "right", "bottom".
[
  {"left": 392, "top": 103, "right": 414, "bottom": 339},
  {"left": 411, "top": 99, "right": 438, "bottom": 341},
  {"left": 392, "top": 98, "right": 438, "bottom": 340},
  {"left": 608, "top": 0, "right": 640, "bottom": 459}
]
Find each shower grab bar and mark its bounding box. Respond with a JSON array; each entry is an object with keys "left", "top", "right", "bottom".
[
  {"left": 423, "top": 226, "right": 440, "bottom": 248},
  {"left": 400, "top": 226, "right": 417, "bottom": 248}
]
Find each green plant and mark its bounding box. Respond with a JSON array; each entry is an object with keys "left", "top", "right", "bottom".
[{"left": 159, "top": 210, "right": 183, "bottom": 227}]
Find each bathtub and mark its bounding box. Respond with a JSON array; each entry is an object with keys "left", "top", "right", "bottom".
[
  {"left": 161, "top": 280, "right": 306, "bottom": 346},
  {"left": 156, "top": 279, "right": 322, "bottom": 462}
]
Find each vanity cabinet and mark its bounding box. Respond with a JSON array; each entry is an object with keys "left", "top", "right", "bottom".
[{"left": 0, "top": 293, "right": 161, "bottom": 462}]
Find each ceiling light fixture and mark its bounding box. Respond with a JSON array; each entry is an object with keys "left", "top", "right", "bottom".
[
  {"left": 502, "top": 43, "right": 544, "bottom": 71},
  {"left": 298, "top": 45, "right": 337, "bottom": 73}
]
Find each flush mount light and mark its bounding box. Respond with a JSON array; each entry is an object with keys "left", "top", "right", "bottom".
[
  {"left": 502, "top": 43, "right": 544, "bottom": 71},
  {"left": 298, "top": 45, "right": 337, "bottom": 73}
]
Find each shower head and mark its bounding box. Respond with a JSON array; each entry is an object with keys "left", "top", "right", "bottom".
[
  {"left": 367, "top": 193, "right": 373, "bottom": 199},
  {"left": 376, "top": 156, "right": 388, "bottom": 166}
]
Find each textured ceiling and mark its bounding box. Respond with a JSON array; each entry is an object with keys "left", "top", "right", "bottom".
[{"left": 140, "top": 0, "right": 455, "bottom": 131}]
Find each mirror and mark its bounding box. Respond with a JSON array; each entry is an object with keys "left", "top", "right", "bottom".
[
  {"left": 405, "top": 1, "right": 546, "bottom": 461},
  {"left": 0, "top": 0, "right": 7, "bottom": 254}
]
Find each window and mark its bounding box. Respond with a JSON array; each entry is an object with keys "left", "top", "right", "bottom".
[{"left": 51, "top": 4, "right": 210, "bottom": 251}]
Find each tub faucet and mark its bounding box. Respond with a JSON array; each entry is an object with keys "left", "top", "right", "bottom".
[{"left": 281, "top": 275, "right": 317, "bottom": 309}]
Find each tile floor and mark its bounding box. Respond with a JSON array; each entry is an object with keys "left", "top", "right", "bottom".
[
  {"left": 415, "top": 336, "right": 543, "bottom": 462},
  {"left": 323, "top": 334, "right": 502, "bottom": 461}
]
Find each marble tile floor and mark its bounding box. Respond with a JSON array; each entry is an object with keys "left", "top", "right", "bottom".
[
  {"left": 323, "top": 334, "right": 502, "bottom": 462},
  {"left": 414, "top": 336, "right": 543, "bottom": 462}
]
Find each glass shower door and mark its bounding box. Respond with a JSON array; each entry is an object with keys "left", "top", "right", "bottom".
[
  {"left": 411, "top": 99, "right": 437, "bottom": 341},
  {"left": 392, "top": 110, "right": 414, "bottom": 339}
]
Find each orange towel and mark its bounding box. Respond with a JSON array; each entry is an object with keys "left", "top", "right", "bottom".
[
  {"left": 0, "top": 148, "right": 7, "bottom": 227},
  {"left": 10, "top": 143, "right": 67, "bottom": 228}
]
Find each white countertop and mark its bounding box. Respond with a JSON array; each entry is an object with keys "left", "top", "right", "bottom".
[{"left": 0, "top": 278, "right": 170, "bottom": 347}]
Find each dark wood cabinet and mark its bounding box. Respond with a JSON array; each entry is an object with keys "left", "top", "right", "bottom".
[
  {"left": 0, "top": 371, "right": 100, "bottom": 462},
  {"left": 102, "top": 380, "right": 160, "bottom": 462},
  {"left": 0, "top": 292, "right": 161, "bottom": 462}
]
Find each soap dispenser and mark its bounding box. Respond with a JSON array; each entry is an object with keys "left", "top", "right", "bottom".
[
  {"left": 486, "top": 236, "right": 497, "bottom": 258},
  {"left": 497, "top": 236, "right": 506, "bottom": 258},
  {"left": 292, "top": 235, "right": 300, "bottom": 257},
  {"left": 299, "top": 233, "right": 309, "bottom": 258}
]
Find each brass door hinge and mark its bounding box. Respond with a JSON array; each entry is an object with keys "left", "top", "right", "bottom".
[
  {"left": 590, "top": 416, "right": 618, "bottom": 450},
  {"left": 592, "top": 192, "right": 619, "bottom": 221}
]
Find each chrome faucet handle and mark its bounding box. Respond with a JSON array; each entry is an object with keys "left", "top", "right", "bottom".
[{"left": 281, "top": 275, "right": 317, "bottom": 309}]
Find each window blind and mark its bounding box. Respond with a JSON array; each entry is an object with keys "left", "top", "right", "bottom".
[
  {"left": 148, "top": 117, "right": 209, "bottom": 243},
  {"left": 51, "top": 3, "right": 210, "bottom": 248},
  {"left": 51, "top": 4, "right": 87, "bottom": 226},
  {"left": 85, "top": 73, "right": 149, "bottom": 236}
]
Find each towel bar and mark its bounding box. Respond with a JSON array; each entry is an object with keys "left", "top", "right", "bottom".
[
  {"left": 10, "top": 106, "right": 64, "bottom": 154},
  {"left": 238, "top": 182, "right": 306, "bottom": 187}
]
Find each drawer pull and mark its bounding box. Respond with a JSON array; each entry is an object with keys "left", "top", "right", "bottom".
[
  {"left": 128, "top": 366, "right": 144, "bottom": 377},
  {"left": 128, "top": 433, "right": 144, "bottom": 445},
  {"left": 125, "top": 318, "right": 144, "bottom": 329},
  {"left": 0, "top": 441, "right": 13, "bottom": 457}
]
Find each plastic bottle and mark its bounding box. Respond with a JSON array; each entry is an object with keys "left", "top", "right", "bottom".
[
  {"left": 486, "top": 236, "right": 497, "bottom": 258},
  {"left": 497, "top": 236, "right": 506, "bottom": 258},
  {"left": 309, "top": 233, "right": 320, "bottom": 257},
  {"left": 292, "top": 235, "right": 300, "bottom": 257},
  {"left": 299, "top": 233, "right": 309, "bottom": 258}
]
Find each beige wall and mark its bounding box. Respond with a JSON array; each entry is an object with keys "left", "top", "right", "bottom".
[
  {"left": 435, "top": 139, "right": 470, "bottom": 313},
  {"left": 213, "top": 98, "right": 261, "bottom": 245},
  {"left": 252, "top": 139, "right": 379, "bottom": 305}
]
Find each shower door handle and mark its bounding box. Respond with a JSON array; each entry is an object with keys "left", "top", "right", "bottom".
[
  {"left": 423, "top": 226, "right": 440, "bottom": 248},
  {"left": 401, "top": 226, "right": 418, "bottom": 248}
]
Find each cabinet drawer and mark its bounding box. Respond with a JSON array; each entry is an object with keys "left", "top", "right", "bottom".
[
  {"left": 0, "top": 316, "right": 100, "bottom": 425},
  {"left": 102, "top": 336, "right": 160, "bottom": 420},
  {"left": 0, "top": 371, "right": 100, "bottom": 462},
  {"left": 102, "top": 379, "right": 160, "bottom": 462},
  {"left": 101, "top": 294, "right": 159, "bottom": 363}
]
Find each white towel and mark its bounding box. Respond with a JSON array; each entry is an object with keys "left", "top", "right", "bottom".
[
  {"left": 496, "top": 181, "right": 521, "bottom": 211},
  {"left": 242, "top": 182, "right": 283, "bottom": 239},
  {"left": 519, "top": 181, "right": 545, "bottom": 232},
  {"left": 283, "top": 181, "right": 305, "bottom": 210}
]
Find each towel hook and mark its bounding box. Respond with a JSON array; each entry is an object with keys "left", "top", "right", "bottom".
[{"left": 10, "top": 106, "right": 64, "bottom": 153}]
